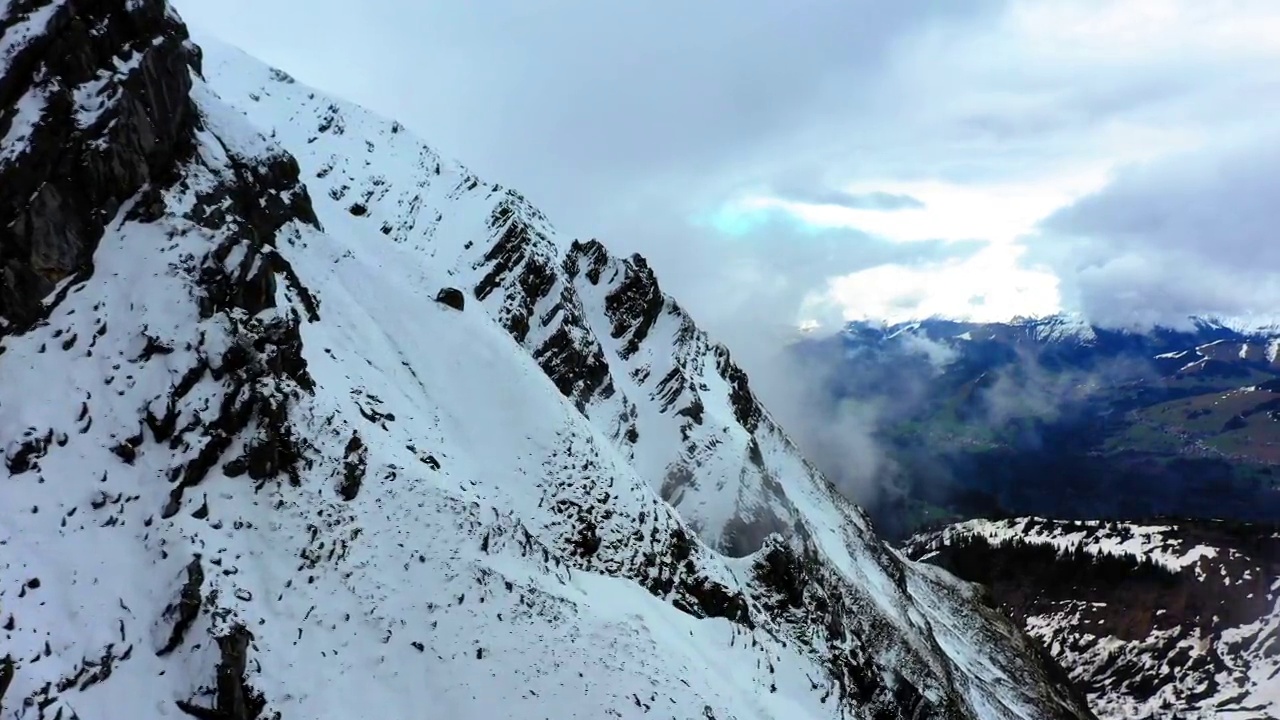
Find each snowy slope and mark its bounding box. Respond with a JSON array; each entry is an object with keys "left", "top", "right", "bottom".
[
  {"left": 906, "top": 518, "right": 1280, "bottom": 719},
  {"left": 0, "top": 3, "right": 1095, "bottom": 718},
  {"left": 195, "top": 37, "right": 819, "bottom": 560}
]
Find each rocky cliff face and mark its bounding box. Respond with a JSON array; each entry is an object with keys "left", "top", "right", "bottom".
[
  {"left": 0, "top": 0, "right": 196, "bottom": 330},
  {"left": 0, "top": 4, "right": 1096, "bottom": 718},
  {"left": 906, "top": 518, "right": 1280, "bottom": 719}
]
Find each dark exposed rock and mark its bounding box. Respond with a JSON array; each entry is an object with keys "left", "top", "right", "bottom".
[
  {"left": 5, "top": 430, "right": 51, "bottom": 474},
  {"left": 189, "top": 150, "right": 320, "bottom": 322},
  {"left": 0, "top": 654, "right": 13, "bottom": 715},
  {"left": 157, "top": 557, "right": 204, "bottom": 656},
  {"left": 337, "top": 432, "right": 367, "bottom": 501},
  {"left": 434, "top": 287, "right": 464, "bottom": 311},
  {"left": 137, "top": 333, "right": 175, "bottom": 361},
  {"left": 570, "top": 517, "right": 602, "bottom": 558},
  {"left": 110, "top": 433, "right": 142, "bottom": 464},
  {"left": 678, "top": 575, "right": 751, "bottom": 626},
  {"left": 476, "top": 202, "right": 622, "bottom": 416},
  {"left": 176, "top": 625, "right": 268, "bottom": 720},
  {"left": 533, "top": 321, "right": 616, "bottom": 413},
  {"left": 593, "top": 247, "right": 666, "bottom": 359},
  {"left": 0, "top": 0, "right": 200, "bottom": 331},
  {"left": 568, "top": 238, "right": 609, "bottom": 285},
  {"left": 752, "top": 537, "right": 807, "bottom": 610},
  {"left": 155, "top": 147, "right": 319, "bottom": 518},
  {"left": 714, "top": 346, "right": 761, "bottom": 434},
  {"left": 475, "top": 201, "right": 552, "bottom": 315}
]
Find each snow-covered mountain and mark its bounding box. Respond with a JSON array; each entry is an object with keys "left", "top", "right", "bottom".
[
  {"left": 0, "top": 2, "right": 1096, "bottom": 718},
  {"left": 793, "top": 312, "right": 1280, "bottom": 540},
  {"left": 840, "top": 315, "right": 1280, "bottom": 359},
  {"left": 905, "top": 518, "right": 1280, "bottom": 719}
]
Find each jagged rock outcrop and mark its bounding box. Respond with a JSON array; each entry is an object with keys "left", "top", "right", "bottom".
[
  {"left": 2, "top": 1, "right": 322, "bottom": 716},
  {"left": 0, "top": 6, "right": 1096, "bottom": 719},
  {"left": 0, "top": 0, "right": 197, "bottom": 330},
  {"left": 906, "top": 518, "right": 1280, "bottom": 718}
]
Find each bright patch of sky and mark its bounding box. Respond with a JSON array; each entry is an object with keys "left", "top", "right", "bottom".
[{"left": 709, "top": 167, "right": 1106, "bottom": 323}]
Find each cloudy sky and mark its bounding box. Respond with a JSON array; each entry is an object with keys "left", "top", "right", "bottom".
[{"left": 177, "top": 0, "right": 1280, "bottom": 335}]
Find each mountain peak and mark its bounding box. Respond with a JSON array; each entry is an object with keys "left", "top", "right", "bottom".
[{"left": 0, "top": 7, "right": 1094, "bottom": 719}]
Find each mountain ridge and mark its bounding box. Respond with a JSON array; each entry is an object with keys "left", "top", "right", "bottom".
[
  {"left": 904, "top": 517, "right": 1280, "bottom": 719},
  {"left": 835, "top": 314, "right": 1280, "bottom": 347},
  {"left": 0, "top": 4, "right": 1093, "bottom": 718}
]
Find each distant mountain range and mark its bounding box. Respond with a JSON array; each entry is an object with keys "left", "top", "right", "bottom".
[{"left": 793, "top": 316, "right": 1280, "bottom": 539}]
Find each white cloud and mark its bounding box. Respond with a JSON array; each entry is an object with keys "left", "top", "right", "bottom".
[
  {"left": 1009, "top": 0, "right": 1280, "bottom": 62},
  {"left": 822, "top": 244, "right": 1061, "bottom": 325},
  {"left": 757, "top": 168, "right": 1112, "bottom": 243}
]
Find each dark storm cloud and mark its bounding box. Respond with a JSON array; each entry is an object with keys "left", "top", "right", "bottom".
[
  {"left": 1029, "top": 134, "right": 1280, "bottom": 328},
  {"left": 175, "top": 0, "right": 1004, "bottom": 230}
]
